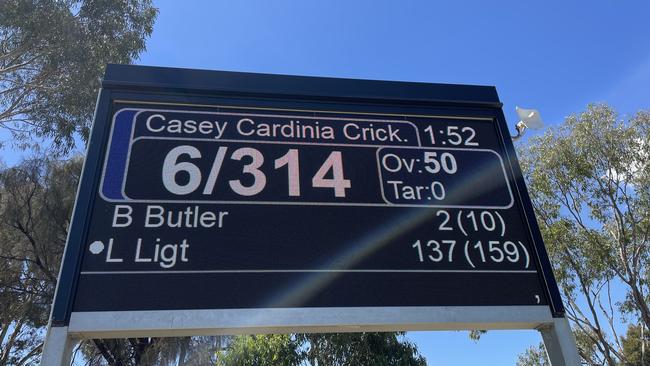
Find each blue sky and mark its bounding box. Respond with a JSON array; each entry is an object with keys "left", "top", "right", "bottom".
[
  {"left": 133, "top": 1, "right": 650, "bottom": 364},
  {"left": 139, "top": 0, "right": 650, "bottom": 127}
]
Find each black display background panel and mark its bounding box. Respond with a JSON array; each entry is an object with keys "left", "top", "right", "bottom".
[{"left": 71, "top": 101, "right": 552, "bottom": 312}]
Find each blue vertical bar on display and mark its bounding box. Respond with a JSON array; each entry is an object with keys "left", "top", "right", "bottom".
[{"left": 101, "top": 109, "right": 137, "bottom": 200}]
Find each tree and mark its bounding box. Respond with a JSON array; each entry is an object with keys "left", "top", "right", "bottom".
[
  {"left": 0, "top": 156, "right": 81, "bottom": 365},
  {"left": 216, "top": 334, "right": 302, "bottom": 366},
  {"left": 76, "top": 336, "right": 220, "bottom": 366},
  {"left": 518, "top": 104, "right": 650, "bottom": 365},
  {"left": 1, "top": 1, "right": 162, "bottom": 363},
  {"left": 518, "top": 324, "right": 650, "bottom": 366},
  {"left": 516, "top": 343, "right": 549, "bottom": 366},
  {"left": 1, "top": 158, "right": 217, "bottom": 366},
  {"left": 299, "top": 332, "right": 426, "bottom": 366},
  {"left": 216, "top": 332, "right": 426, "bottom": 366},
  {"left": 620, "top": 324, "right": 650, "bottom": 366},
  {"left": 0, "top": 0, "right": 157, "bottom": 152}
]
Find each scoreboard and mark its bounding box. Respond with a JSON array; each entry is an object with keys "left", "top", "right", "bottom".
[{"left": 49, "top": 65, "right": 564, "bottom": 336}]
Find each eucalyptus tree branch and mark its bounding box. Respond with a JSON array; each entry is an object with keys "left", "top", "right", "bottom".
[
  {"left": 564, "top": 249, "right": 618, "bottom": 364},
  {"left": 0, "top": 54, "right": 41, "bottom": 75},
  {"left": 15, "top": 342, "right": 42, "bottom": 366},
  {"left": 595, "top": 281, "right": 623, "bottom": 357}
]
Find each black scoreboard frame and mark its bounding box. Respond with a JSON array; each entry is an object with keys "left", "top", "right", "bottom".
[{"left": 42, "top": 64, "right": 577, "bottom": 365}]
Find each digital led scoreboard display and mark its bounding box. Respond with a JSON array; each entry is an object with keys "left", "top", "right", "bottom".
[{"left": 48, "top": 64, "right": 566, "bottom": 341}]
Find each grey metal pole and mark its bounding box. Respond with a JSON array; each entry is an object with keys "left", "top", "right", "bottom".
[
  {"left": 539, "top": 317, "right": 580, "bottom": 365},
  {"left": 40, "top": 326, "right": 76, "bottom": 366}
]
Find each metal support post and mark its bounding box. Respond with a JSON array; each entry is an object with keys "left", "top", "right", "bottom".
[
  {"left": 539, "top": 317, "right": 580, "bottom": 366},
  {"left": 41, "top": 326, "right": 77, "bottom": 366}
]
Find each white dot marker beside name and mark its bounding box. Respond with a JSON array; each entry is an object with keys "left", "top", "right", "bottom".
[{"left": 89, "top": 241, "right": 105, "bottom": 254}]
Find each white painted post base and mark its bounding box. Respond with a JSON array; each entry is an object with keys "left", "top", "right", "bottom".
[
  {"left": 539, "top": 317, "right": 580, "bottom": 366},
  {"left": 41, "top": 326, "right": 77, "bottom": 366}
]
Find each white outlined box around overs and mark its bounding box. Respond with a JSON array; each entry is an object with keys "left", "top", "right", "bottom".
[{"left": 376, "top": 146, "right": 514, "bottom": 209}]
